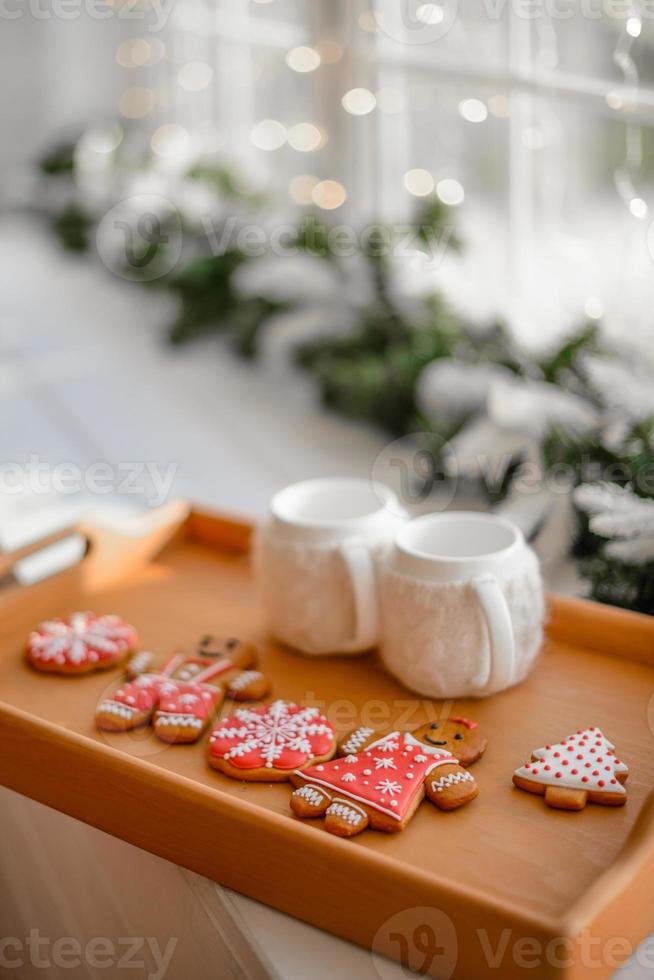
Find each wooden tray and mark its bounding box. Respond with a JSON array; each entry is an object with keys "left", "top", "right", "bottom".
[{"left": 1, "top": 504, "right": 654, "bottom": 980}]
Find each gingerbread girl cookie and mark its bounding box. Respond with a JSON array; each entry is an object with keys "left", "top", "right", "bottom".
[
  {"left": 290, "top": 717, "right": 486, "bottom": 837},
  {"left": 27, "top": 612, "right": 137, "bottom": 675},
  {"left": 513, "top": 727, "right": 629, "bottom": 810},
  {"left": 207, "top": 700, "right": 337, "bottom": 781}
]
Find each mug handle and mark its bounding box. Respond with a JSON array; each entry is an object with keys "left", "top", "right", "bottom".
[
  {"left": 339, "top": 539, "right": 378, "bottom": 653},
  {"left": 471, "top": 574, "right": 516, "bottom": 694}
]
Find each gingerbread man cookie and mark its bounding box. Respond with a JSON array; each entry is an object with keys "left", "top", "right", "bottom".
[
  {"left": 290, "top": 717, "right": 486, "bottom": 837},
  {"left": 207, "top": 700, "right": 336, "bottom": 781},
  {"left": 513, "top": 727, "right": 629, "bottom": 810},
  {"left": 97, "top": 635, "right": 270, "bottom": 743},
  {"left": 27, "top": 612, "right": 137, "bottom": 675}
]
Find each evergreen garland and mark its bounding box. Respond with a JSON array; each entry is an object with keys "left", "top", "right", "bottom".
[{"left": 36, "top": 127, "right": 654, "bottom": 614}]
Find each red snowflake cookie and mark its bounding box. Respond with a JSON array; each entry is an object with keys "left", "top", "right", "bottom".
[
  {"left": 27, "top": 612, "right": 138, "bottom": 674},
  {"left": 208, "top": 700, "right": 336, "bottom": 782}
]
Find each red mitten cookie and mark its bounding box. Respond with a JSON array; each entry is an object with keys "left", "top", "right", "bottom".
[
  {"left": 513, "top": 727, "right": 629, "bottom": 810},
  {"left": 290, "top": 717, "right": 486, "bottom": 837},
  {"left": 208, "top": 700, "right": 336, "bottom": 782},
  {"left": 27, "top": 612, "right": 137, "bottom": 675}
]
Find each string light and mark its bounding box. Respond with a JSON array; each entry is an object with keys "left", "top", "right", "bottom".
[
  {"left": 612, "top": 11, "right": 648, "bottom": 221},
  {"left": 116, "top": 38, "right": 151, "bottom": 68},
  {"left": 250, "top": 119, "right": 287, "bottom": 150},
  {"left": 312, "top": 180, "right": 346, "bottom": 209},
  {"left": 119, "top": 87, "right": 155, "bottom": 119},
  {"left": 316, "top": 40, "right": 342, "bottom": 64},
  {"left": 341, "top": 88, "right": 376, "bottom": 115},
  {"left": 416, "top": 3, "right": 444, "bottom": 24},
  {"left": 404, "top": 168, "right": 434, "bottom": 196},
  {"left": 436, "top": 178, "right": 464, "bottom": 206},
  {"left": 606, "top": 90, "right": 624, "bottom": 110},
  {"left": 178, "top": 61, "right": 213, "bottom": 92},
  {"left": 584, "top": 297, "right": 604, "bottom": 320},
  {"left": 286, "top": 46, "right": 321, "bottom": 72},
  {"left": 289, "top": 174, "right": 319, "bottom": 204},
  {"left": 488, "top": 94, "right": 510, "bottom": 118},
  {"left": 459, "top": 98, "right": 488, "bottom": 123},
  {"left": 287, "top": 123, "right": 323, "bottom": 152},
  {"left": 151, "top": 124, "right": 190, "bottom": 158},
  {"left": 83, "top": 126, "right": 123, "bottom": 154},
  {"left": 626, "top": 15, "right": 642, "bottom": 37}
]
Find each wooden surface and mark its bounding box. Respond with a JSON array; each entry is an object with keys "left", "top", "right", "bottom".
[{"left": 1, "top": 507, "right": 654, "bottom": 978}]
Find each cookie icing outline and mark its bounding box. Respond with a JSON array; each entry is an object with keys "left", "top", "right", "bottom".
[{"left": 514, "top": 728, "right": 628, "bottom": 795}]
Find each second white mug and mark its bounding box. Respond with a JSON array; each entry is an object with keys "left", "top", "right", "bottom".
[{"left": 379, "top": 512, "right": 545, "bottom": 697}]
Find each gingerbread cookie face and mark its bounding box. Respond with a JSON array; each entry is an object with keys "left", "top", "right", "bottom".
[
  {"left": 27, "top": 612, "right": 137, "bottom": 675},
  {"left": 290, "top": 717, "right": 485, "bottom": 837},
  {"left": 409, "top": 717, "right": 488, "bottom": 767},
  {"left": 513, "top": 727, "right": 629, "bottom": 811},
  {"left": 207, "top": 700, "right": 336, "bottom": 782}
]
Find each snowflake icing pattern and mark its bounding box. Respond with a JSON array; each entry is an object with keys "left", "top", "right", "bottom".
[
  {"left": 212, "top": 700, "right": 334, "bottom": 769},
  {"left": 376, "top": 779, "right": 403, "bottom": 797},
  {"left": 373, "top": 756, "right": 397, "bottom": 770},
  {"left": 28, "top": 612, "right": 135, "bottom": 666}
]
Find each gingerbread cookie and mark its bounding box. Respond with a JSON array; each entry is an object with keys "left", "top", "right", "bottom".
[
  {"left": 513, "top": 727, "right": 629, "bottom": 810},
  {"left": 207, "top": 700, "right": 336, "bottom": 782},
  {"left": 97, "top": 638, "right": 270, "bottom": 742},
  {"left": 290, "top": 717, "right": 486, "bottom": 837},
  {"left": 27, "top": 612, "right": 137, "bottom": 675}
]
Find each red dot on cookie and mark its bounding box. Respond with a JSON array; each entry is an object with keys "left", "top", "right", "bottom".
[
  {"left": 571, "top": 769, "right": 578, "bottom": 775},
  {"left": 544, "top": 765, "right": 551, "bottom": 771},
  {"left": 562, "top": 760, "right": 569, "bottom": 766},
  {"left": 577, "top": 754, "right": 584, "bottom": 760},
  {"left": 598, "top": 780, "right": 605, "bottom": 787},
  {"left": 555, "top": 773, "right": 562, "bottom": 779},
  {"left": 592, "top": 770, "right": 600, "bottom": 776},
  {"left": 611, "top": 779, "right": 617, "bottom": 785},
  {"left": 582, "top": 776, "right": 589, "bottom": 782},
  {"left": 554, "top": 752, "right": 561, "bottom": 758}
]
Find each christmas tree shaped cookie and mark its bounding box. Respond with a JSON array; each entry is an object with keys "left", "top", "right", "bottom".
[{"left": 513, "top": 727, "right": 629, "bottom": 811}]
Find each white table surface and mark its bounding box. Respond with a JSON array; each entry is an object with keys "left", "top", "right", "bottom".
[{"left": 0, "top": 216, "right": 650, "bottom": 980}]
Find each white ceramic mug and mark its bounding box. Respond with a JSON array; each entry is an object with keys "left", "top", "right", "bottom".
[
  {"left": 257, "top": 478, "right": 406, "bottom": 655},
  {"left": 380, "top": 512, "right": 545, "bottom": 697}
]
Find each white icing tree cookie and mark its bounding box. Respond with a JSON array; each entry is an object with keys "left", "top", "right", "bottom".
[{"left": 513, "top": 727, "right": 629, "bottom": 811}]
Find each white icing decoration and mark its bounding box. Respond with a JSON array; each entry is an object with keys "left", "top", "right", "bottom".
[
  {"left": 327, "top": 799, "right": 366, "bottom": 824},
  {"left": 341, "top": 772, "right": 357, "bottom": 783},
  {"left": 216, "top": 700, "right": 333, "bottom": 768},
  {"left": 228, "top": 670, "right": 263, "bottom": 692},
  {"left": 295, "top": 785, "right": 327, "bottom": 806},
  {"left": 431, "top": 771, "right": 473, "bottom": 793},
  {"left": 341, "top": 727, "right": 374, "bottom": 754},
  {"left": 29, "top": 613, "right": 134, "bottom": 665},
  {"left": 514, "top": 728, "right": 627, "bottom": 795},
  {"left": 363, "top": 768, "right": 372, "bottom": 776},
  {"left": 414, "top": 754, "right": 428, "bottom": 763},
  {"left": 376, "top": 778, "right": 402, "bottom": 797},
  {"left": 344, "top": 755, "right": 358, "bottom": 764},
  {"left": 374, "top": 757, "right": 397, "bottom": 770}
]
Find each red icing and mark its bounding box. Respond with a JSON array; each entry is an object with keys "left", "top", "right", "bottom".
[
  {"left": 27, "top": 612, "right": 137, "bottom": 671},
  {"left": 450, "top": 716, "right": 478, "bottom": 730},
  {"left": 208, "top": 701, "right": 334, "bottom": 772},
  {"left": 298, "top": 732, "right": 456, "bottom": 821}
]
